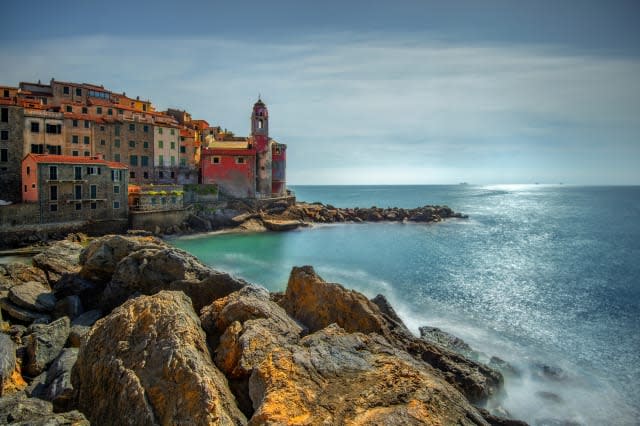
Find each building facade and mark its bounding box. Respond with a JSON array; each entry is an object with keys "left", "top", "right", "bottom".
[
  {"left": 21, "top": 154, "right": 128, "bottom": 223},
  {"left": 0, "top": 100, "right": 24, "bottom": 202},
  {"left": 201, "top": 99, "right": 287, "bottom": 198}
]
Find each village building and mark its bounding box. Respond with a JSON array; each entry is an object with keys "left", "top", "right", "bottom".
[
  {"left": 201, "top": 98, "right": 287, "bottom": 198},
  {"left": 0, "top": 94, "right": 24, "bottom": 203},
  {"left": 153, "top": 115, "right": 180, "bottom": 184},
  {"left": 21, "top": 154, "right": 128, "bottom": 223}
]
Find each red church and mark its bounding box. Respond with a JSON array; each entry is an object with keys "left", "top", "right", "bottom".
[{"left": 200, "top": 99, "right": 287, "bottom": 198}]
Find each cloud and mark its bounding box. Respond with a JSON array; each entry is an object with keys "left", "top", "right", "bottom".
[{"left": 1, "top": 33, "right": 639, "bottom": 184}]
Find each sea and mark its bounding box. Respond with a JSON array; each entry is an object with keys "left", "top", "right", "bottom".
[{"left": 171, "top": 184, "right": 640, "bottom": 425}]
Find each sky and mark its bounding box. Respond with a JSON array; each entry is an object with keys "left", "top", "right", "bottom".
[{"left": 2, "top": 0, "right": 639, "bottom": 184}]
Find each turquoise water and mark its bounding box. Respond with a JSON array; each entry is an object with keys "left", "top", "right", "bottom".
[{"left": 172, "top": 185, "right": 640, "bottom": 425}]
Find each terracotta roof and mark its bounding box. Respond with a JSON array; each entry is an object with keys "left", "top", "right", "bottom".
[
  {"left": 180, "top": 129, "right": 194, "bottom": 137},
  {"left": 24, "top": 153, "right": 128, "bottom": 169}
]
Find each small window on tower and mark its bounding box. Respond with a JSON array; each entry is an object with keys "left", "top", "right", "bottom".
[{"left": 258, "top": 119, "right": 263, "bottom": 129}]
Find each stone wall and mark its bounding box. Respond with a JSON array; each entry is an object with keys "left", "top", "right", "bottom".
[
  {"left": 0, "top": 203, "right": 40, "bottom": 227},
  {"left": 0, "top": 105, "right": 24, "bottom": 202},
  {"left": 129, "top": 208, "right": 189, "bottom": 232}
]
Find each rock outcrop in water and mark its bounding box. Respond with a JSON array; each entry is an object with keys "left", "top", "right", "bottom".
[{"left": 0, "top": 234, "right": 525, "bottom": 425}]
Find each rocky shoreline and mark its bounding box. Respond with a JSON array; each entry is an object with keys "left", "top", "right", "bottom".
[{"left": 0, "top": 234, "right": 534, "bottom": 425}]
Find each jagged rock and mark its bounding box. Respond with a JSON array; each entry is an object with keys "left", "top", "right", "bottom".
[
  {"left": 238, "top": 218, "right": 267, "bottom": 232},
  {"left": 371, "top": 293, "right": 412, "bottom": 335},
  {"left": 0, "top": 298, "right": 51, "bottom": 323},
  {"left": 43, "top": 348, "right": 78, "bottom": 411},
  {"left": 419, "top": 325, "right": 480, "bottom": 360},
  {"left": 71, "top": 309, "right": 102, "bottom": 327},
  {"left": 32, "top": 240, "right": 83, "bottom": 284},
  {"left": 78, "top": 234, "right": 164, "bottom": 283},
  {"left": 231, "top": 212, "right": 257, "bottom": 225},
  {"left": 103, "top": 246, "right": 246, "bottom": 311},
  {"left": 248, "top": 324, "right": 489, "bottom": 425},
  {"left": 0, "top": 263, "right": 48, "bottom": 290},
  {"left": 72, "top": 291, "right": 246, "bottom": 426},
  {"left": 279, "top": 266, "right": 502, "bottom": 404},
  {"left": 68, "top": 310, "right": 102, "bottom": 348},
  {"left": 9, "top": 281, "right": 56, "bottom": 313},
  {"left": 280, "top": 265, "right": 386, "bottom": 334},
  {"left": 201, "top": 286, "right": 303, "bottom": 375},
  {"left": 53, "top": 295, "right": 83, "bottom": 320},
  {"left": 489, "top": 356, "right": 520, "bottom": 377},
  {"left": 1, "top": 333, "right": 26, "bottom": 396},
  {"left": 24, "top": 317, "right": 70, "bottom": 377},
  {"left": 532, "top": 363, "right": 568, "bottom": 382},
  {"left": 67, "top": 326, "right": 89, "bottom": 348},
  {"left": 53, "top": 274, "right": 103, "bottom": 311},
  {"left": 0, "top": 391, "right": 89, "bottom": 425}
]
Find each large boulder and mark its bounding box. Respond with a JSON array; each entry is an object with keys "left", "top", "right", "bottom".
[
  {"left": 24, "top": 317, "right": 70, "bottom": 377},
  {"left": 32, "top": 240, "right": 83, "bottom": 284},
  {"left": 279, "top": 266, "right": 503, "bottom": 404},
  {"left": 0, "top": 263, "right": 48, "bottom": 290},
  {"left": 28, "top": 348, "right": 78, "bottom": 412},
  {"left": 279, "top": 266, "right": 386, "bottom": 334},
  {"left": 248, "top": 324, "right": 489, "bottom": 425},
  {"left": 102, "top": 246, "right": 246, "bottom": 311},
  {"left": 0, "top": 391, "right": 89, "bottom": 425},
  {"left": 78, "top": 234, "right": 164, "bottom": 283},
  {"left": 72, "top": 291, "right": 246, "bottom": 426},
  {"left": 9, "top": 281, "right": 56, "bottom": 313},
  {"left": 0, "top": 298, "right": 51, "bottom": 323}
]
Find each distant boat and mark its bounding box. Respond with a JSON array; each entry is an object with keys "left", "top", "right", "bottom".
[{"left": 459, "top": 182, "right": 469, "bottom": 185}]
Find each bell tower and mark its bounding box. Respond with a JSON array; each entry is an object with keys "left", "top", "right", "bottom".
[{"left": 251, "top": 97, "right": 268, "bottom": 137}]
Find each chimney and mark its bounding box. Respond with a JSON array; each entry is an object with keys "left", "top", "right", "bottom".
[{"left": 93, "top": 153, "right": 104, "bottom": 160}]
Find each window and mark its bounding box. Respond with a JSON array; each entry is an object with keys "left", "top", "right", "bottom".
[
  {"left": 115, "top": 125, "right": 120, "bottom": 136},
  {"left": 170, "top": 142, "right": 175, "bottom": 150},
  {"left": 129, "top": 171, "right": 135, "bottom": 179},
  {"left": 129, "top": 140, "right": 135, "bottom": 148},
  {"left": 118, "top": 109, "right": 123, "bottom": 115},
  {"left": 180, "top": 158, "right": 186, "bottom": 167},
  {"left": 26, "top": 166, "right": 30, "bottom": 175},
  {"left": 159, "top": 171, "right": 164, "bottom": 179},
  {"left": 171, "top": 197, "right": 176, "bottom": 204},
  {"left": 158, "top": 140, "right": 163, "bottom": 148},
  {"left": 129, "top": 123, "right": 135, "bottom": 132},
  {"left": 50, "top": 204, "right": 58, "bottom": 212},
  {"left": 31, "top": 122, "right": 40, "bottom": 133},
  {"left": 113, "top": 201, "right": 120, "bottom": 209},
  {"left": 75, "top": 185, "right": 82, "bottom": 199},
  {"left": 66, "top": 106, "right": 72, "bottom": 112},
  {"left": 143, "top": 171, "right": 149, "bottom": 179},
  {"left": 0, "top": 130, "right": 8, "bottom": 140},
  {"left": 180, "top": 146, "right": 186, "bottom": 153},
  {"left": 100, "top": 139, "right": 105, "bottom": 145},
  {"left": 158, "top": 155, "right": 164, "bottom": 166},
  {"left": 158, "top": 127, "right": 163, "bottom": 134},
  {"left": 212, "top": 156, "right": 220, "bottom": 164},
  {"left": 84, "top": 120, "right": 90, "bottom": 128},
  {"left": 47, "top": 145, "right": 62, "bottom": 155},
  {"left": 84, "top": 151, "right": 90, "bottom": 156},
  {"left": 46, "top": 124, "right": 61, "bottom": 134},
  {"left": 72, "top": 135, "right": 78, "bottom": 144},
  {"left": 130, "top": 155, "right": 138, "bottom": 166},
  {"left": 143, "top": 141, "right": 149, "bottom": 149},
  {"left": 161, "top": 197, "right": 166, "bottom": 205},
  {"left": 2, "top": 90, "right": 8, "bottom": 97},
  {"left": 31, "top": 144, "right": 44, "bottom": 154},
  {"left": 75, "top": 166, "right": 82, "bottom": 180},
  {"left": 114, "top": 185, "right": 120, "bottom": 194},
  {"left": 84, "top": 136, "right": 90, "bottom": 145},
  {"left": 72, "top": 151, "right": 79, "bottom": 156},
  {"left": 108, "top": 108, "right": 113, "bottom": 116},
  {"left": 151, "top": 197, "right": 157, "bottom": 205},
  {"left": 75, "top": 88, "right": 82, "bottom": 96},
  {"left": 111, "top": 169, "right": 120, "bottom": 181},
  {"left": 87, "top": 167, "right": 96, "bottom": 175},
  {"left": 258, "top": 119, "right": 263, "bottom": 129},
  {"left": 73, "top": 120, "right": 78, "bottom": 127},
  {"left": 0, "top": 149, "right": 7, "bottom": 162},
  {"left": 49, "top": 166, "right": 57, "bottom": 180},
  {"left": 141, "top": 156, "right": 148, "bottom": 166},
  {"left": 170, "top": 129, "right": 175, "bottom": 135},
  {"left": 143, "top": 125, "right": 149, "bottom": 133},
  {"left": 170, "top": 156, "right": 175, "bottom": 166},
  {"left": 0, "top": 108, "right": 7, "bottom": 122},
  {"left": 90, "top": 185, "right": 97, "bottom": 199},
  {"left": 82, "top": 107, "right": 88, "bottom": 114},
  {"left": 63, "top": 86, "right": 70, "bottom": 95},
  {"left": 115, "top": 139, "right": 120, "bottom": 147},
  {"left": 50, "top": 185, "right": 58, "bottom": 201},
  {"left": 236, "top": 157, "right": 245, "bottom": 164},
  {"left": 170, "top": 171, "right": 175, "bottom": 178},
  {"left": 96, "top": 107, "right": 102, "bottom": 114},
  {"left": 75, "top": 203, "right": 82, "bottom": 211},
  {"left": 91, "top": 202, "right": 97, "bottom": 210},
  {"left": 114, "top": 153, "right": 120, "bottom": 162},
  {"left": 100, "top": 125, "right": 105, "bottom": 131}
]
